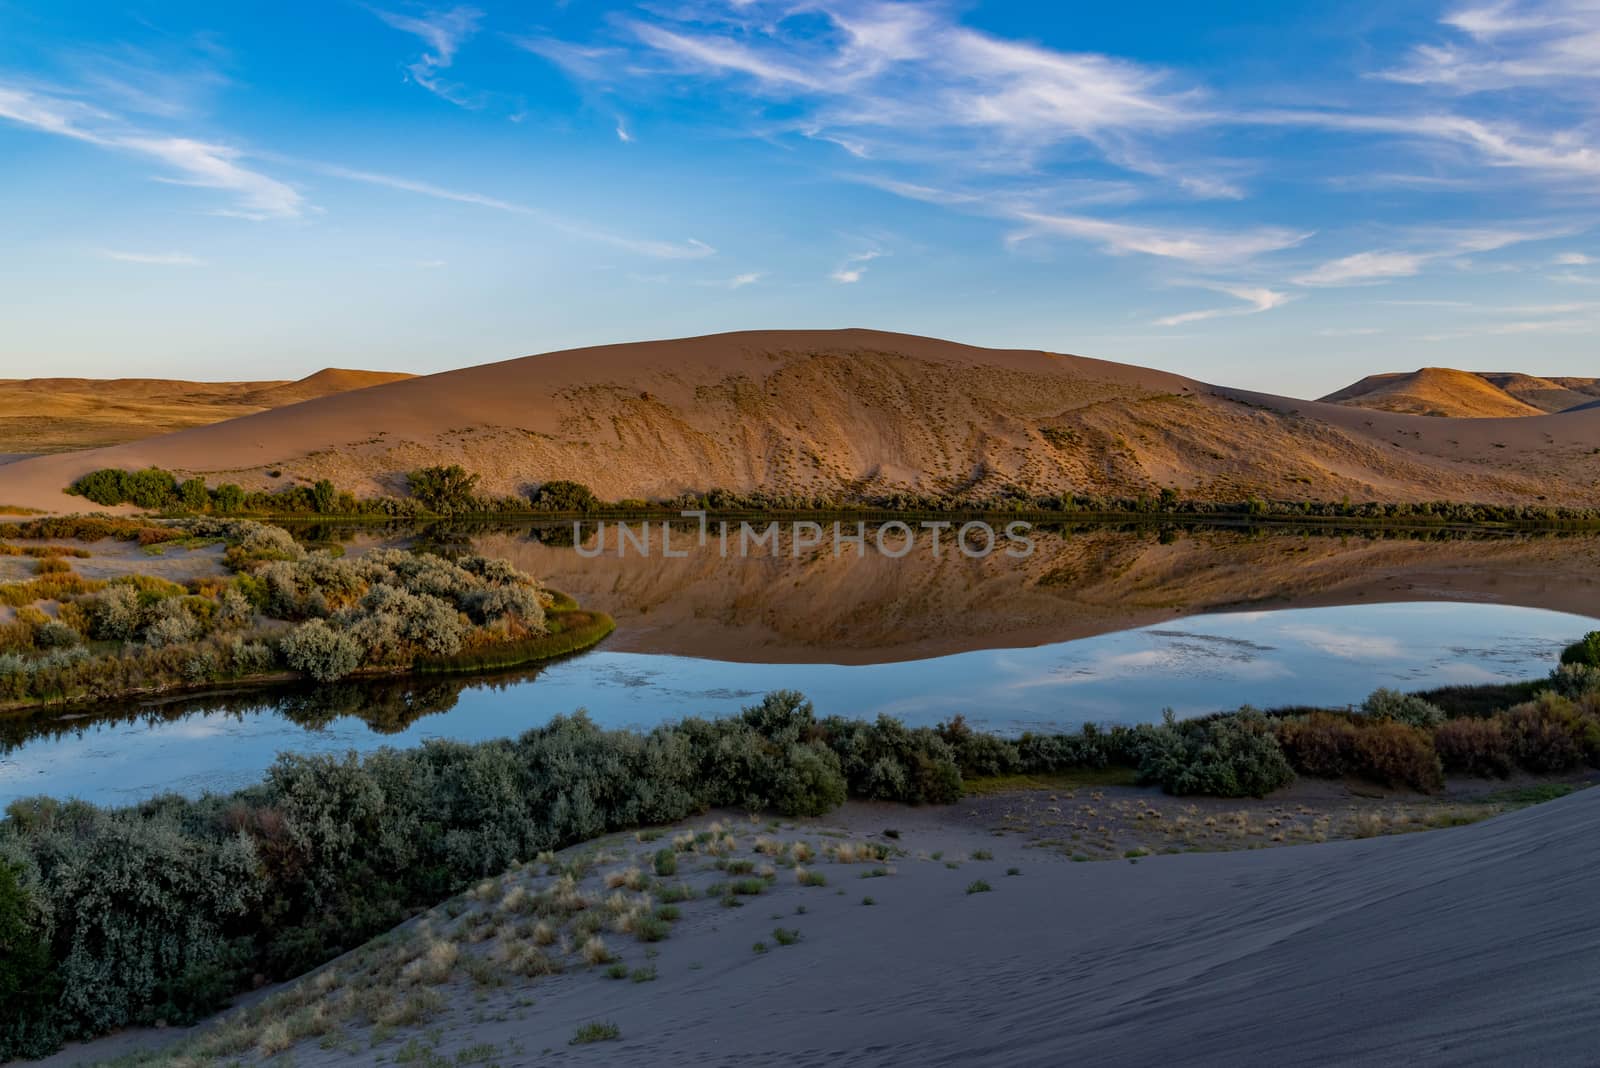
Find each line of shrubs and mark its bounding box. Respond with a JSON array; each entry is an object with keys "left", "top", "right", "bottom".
[
  {"left": 63, "top": 463, "right": 1600, "bottom": 526},
  {"left": 7, "top": 666, "right": 1600, "bottom": 1058}
]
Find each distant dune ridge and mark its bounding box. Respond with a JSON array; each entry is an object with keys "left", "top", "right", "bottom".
[
  {"left": 1, "top": 329, "right": 1598, "bottom": 512},
  {"left": 1324, "top": 367, "right": 1600, "bottom": 418},
  {"left": 0, "top": 368, "right": 414, "bottom": 454}
]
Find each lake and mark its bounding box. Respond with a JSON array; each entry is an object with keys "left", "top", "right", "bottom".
[{"left": 3, "top": 520, "right": 1597, "bottom": 806}]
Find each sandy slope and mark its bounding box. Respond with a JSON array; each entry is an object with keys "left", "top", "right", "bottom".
[
  {"left": 2, "top": 330, "right": 1598, "bottom": 513},
  {"left": 0, "top": 368, "right": 412, "bottom": 454},
  {"left": 50, "top": 786, "right": 1598, "bottom": 1067},
  {"left": 1325, "top": 368, "right": 1600, "bottom": 417}
]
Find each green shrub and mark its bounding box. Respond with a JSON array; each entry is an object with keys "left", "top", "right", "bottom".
[
  {"left": 1361, "top": 688, "right": 1445, "bottom": 729},
  {"left": 1560, "top": 631, "right": 1600, "bottom": 668},
  {"left": 68, "top": 469, "right": 130, "bottom": 506},
  {"left": 1503, "top": 693, "right": 1600, "bottom": 772},
  {"left": 1136, "top": 709, "right": 1295, "bottom": 797},
  {"left": 406, "top": 465, "right": 480, "bottom": 514},
  {"left": 0, "top": 858, "right": 57, "bottom": 1060},
  {"left": 529, "top": 480, "right": 599, "bottom": 513},
  {"left": 652, "top": 848, "right": 676, "bottom": 877},
  {"left": 280, "top": 619, "right": 362, "bottom": 681},
  {"left": 178, "top": 477, "right": 210, "bottom": 512}
]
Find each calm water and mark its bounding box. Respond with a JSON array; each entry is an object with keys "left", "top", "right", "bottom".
[{"left": 3, "top": 521, "right": 1598, "bottom": 806}]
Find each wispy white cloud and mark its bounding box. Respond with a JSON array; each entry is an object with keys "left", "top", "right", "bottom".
[
  {"left": 1014, "top": 211, "right": 1308, "bottom": 266},
  {"left": 1293, "top": 227, "right": 1562, "bottom": 286},
  {"left": 1154, "top": 284, "right": 1290, "bottom": 326},
  {"left": 313, "top": 163, "right": 715, "bottom": 258},
  {"left": 372, "top": 5, "right": 483, "bottom": 106},
  {"left": 1318, "top": 327, "right": 1384, "bottom": 336},
  {"left": 831, "top": 249, "right": 883, "bottom": 284},
  {"left": 1380, "top": 1, "right": 1600, "bottom": 91},
  {"left": 1554, "top": 251, "right": 1594, "bottom": 264},
  {"left": 100, "top": 249, "right": 205, "bottom": 266},
  {"left": 615, "top": 121, "right": 633, "bottom": 143},
  {"left": 1294, "top": 251, "right": 1430, "bottom": 286},
  {"left": 0, "top": 84, "right": 305, "bottom": 219}
]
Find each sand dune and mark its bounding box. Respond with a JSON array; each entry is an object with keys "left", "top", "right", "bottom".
[
  {"left": 1326, "top": 367, "right": 1600, "bottom": 417},
  {"left": 2, "top": 329, "right": 1598, "bottom": 513},
  {"left": 0, "top": 368, "right": 412, "bottom": 455},
  {"left": 1322, "top": 367, "right": 1545, "bottom": 418}
]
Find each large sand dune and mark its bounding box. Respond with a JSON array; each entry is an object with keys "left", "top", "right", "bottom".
[{"left": 2, "top": 329, "right": 1598, "bottom": 512}]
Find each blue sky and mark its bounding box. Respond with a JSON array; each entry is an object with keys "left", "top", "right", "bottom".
[{"left": 2, "top": 1, "right": 1598, "bottom": 396}]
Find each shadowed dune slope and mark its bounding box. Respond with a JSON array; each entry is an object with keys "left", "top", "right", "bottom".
[{"left": 2, "top": 329, "right": 1598, "bottom": 511}]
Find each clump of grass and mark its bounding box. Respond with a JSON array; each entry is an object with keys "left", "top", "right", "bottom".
[
  {"left": 791, "top": 841, "right": 815, "bottom": 863},
  {"left": 721, "top": 858, "right": 756, "bottom": 875},
  {"left": 795, "top": 867, "right": 827, "bottom": 887},
  {"left": 1005, "top": 867, "right": 1021, "bottom": 877},
  {"left": 634, "top": 915, "right": 671, "bottom": 943},
  {"left": 730, "top": 877, "right": 767, "bottom": 896},
  {"left": 631, "top": 965, "right": 657, "bottom": 983},
  {"left": 772, "top": 927, "right": 801, "bottom": 946},
  {"left": 581, "top": 936, "right": 614, "bottom": 965},
  {"left": 605, "top": 866, "right": 648, "bottom": 891},
  {"left": 654, "top": 904, "right": 681, "bottom": 923},
  {"left": 862, "top": 896, "right": 876, "bottom": 906},
  {"left": 657, "top": 883, "right": 695, "bottom": 904},
  {"left": 752, "top": 941, "right": 768, "bottom": 954},
  {"left": 653, "top": 848, "right": 677, "bottom": 877},
  {"left": 966, "top": 879, "right": 993, "bottom": 895},
  {"left": 570, "top": 1021, "right": 620, "bottom": 1045},
  {"left": 605, "top": 962, "right": 628, "bottom": 980},
  {"left": 860, "top": 867, "right": 889, "bottom": 879},
  {"left": 971, "top": 849, "right": 993, "bottom": 861}
]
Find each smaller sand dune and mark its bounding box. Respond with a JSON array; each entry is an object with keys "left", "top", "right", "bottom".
[
  {"left": 1323, "top": 367, "right": 1545, "bottom": 418},
  {"left": 1326, "top": 367, "right": 1600, "bottom": 417},
  {"left": 0, "top": 368, "right": 414, "bottom": 454}
]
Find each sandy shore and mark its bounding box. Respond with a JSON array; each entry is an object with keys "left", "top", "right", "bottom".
[{"left": 40, "top": 779, "right": 1596, "bottom": 1068}]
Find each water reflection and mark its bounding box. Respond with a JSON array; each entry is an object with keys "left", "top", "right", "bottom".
[{"left": 2, "top": 600, "right": 1591, "bottom": 807}]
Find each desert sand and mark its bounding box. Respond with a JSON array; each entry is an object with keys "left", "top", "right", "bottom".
[
  {"left": 0, "top": 368, "right": 413, "bottom": 455},
  {"left": 42, "top": 783, "right": 1596, "bottom": 1067},
  {"left": 1, "top": 330, "right": 1598, "bottom": 514},
  {"left": 1325, "top": 367, "right": 1600, "bottom": 418}
]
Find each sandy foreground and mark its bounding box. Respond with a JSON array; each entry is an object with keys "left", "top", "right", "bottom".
[{"left": 37, "top": 780, "right": 1597, "bottom": 1068}]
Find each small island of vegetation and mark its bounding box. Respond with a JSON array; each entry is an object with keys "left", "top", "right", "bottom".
[{"left": 0, "top": 516, "right": 613, "bottom": 714}]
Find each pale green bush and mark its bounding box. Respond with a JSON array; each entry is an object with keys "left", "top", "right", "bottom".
[
  {"left": 280, "top": 619, "right": 362, "bottom": 681},
  {"left": 1361, "top": 688, "right": 1445, "bottom": 729}
]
